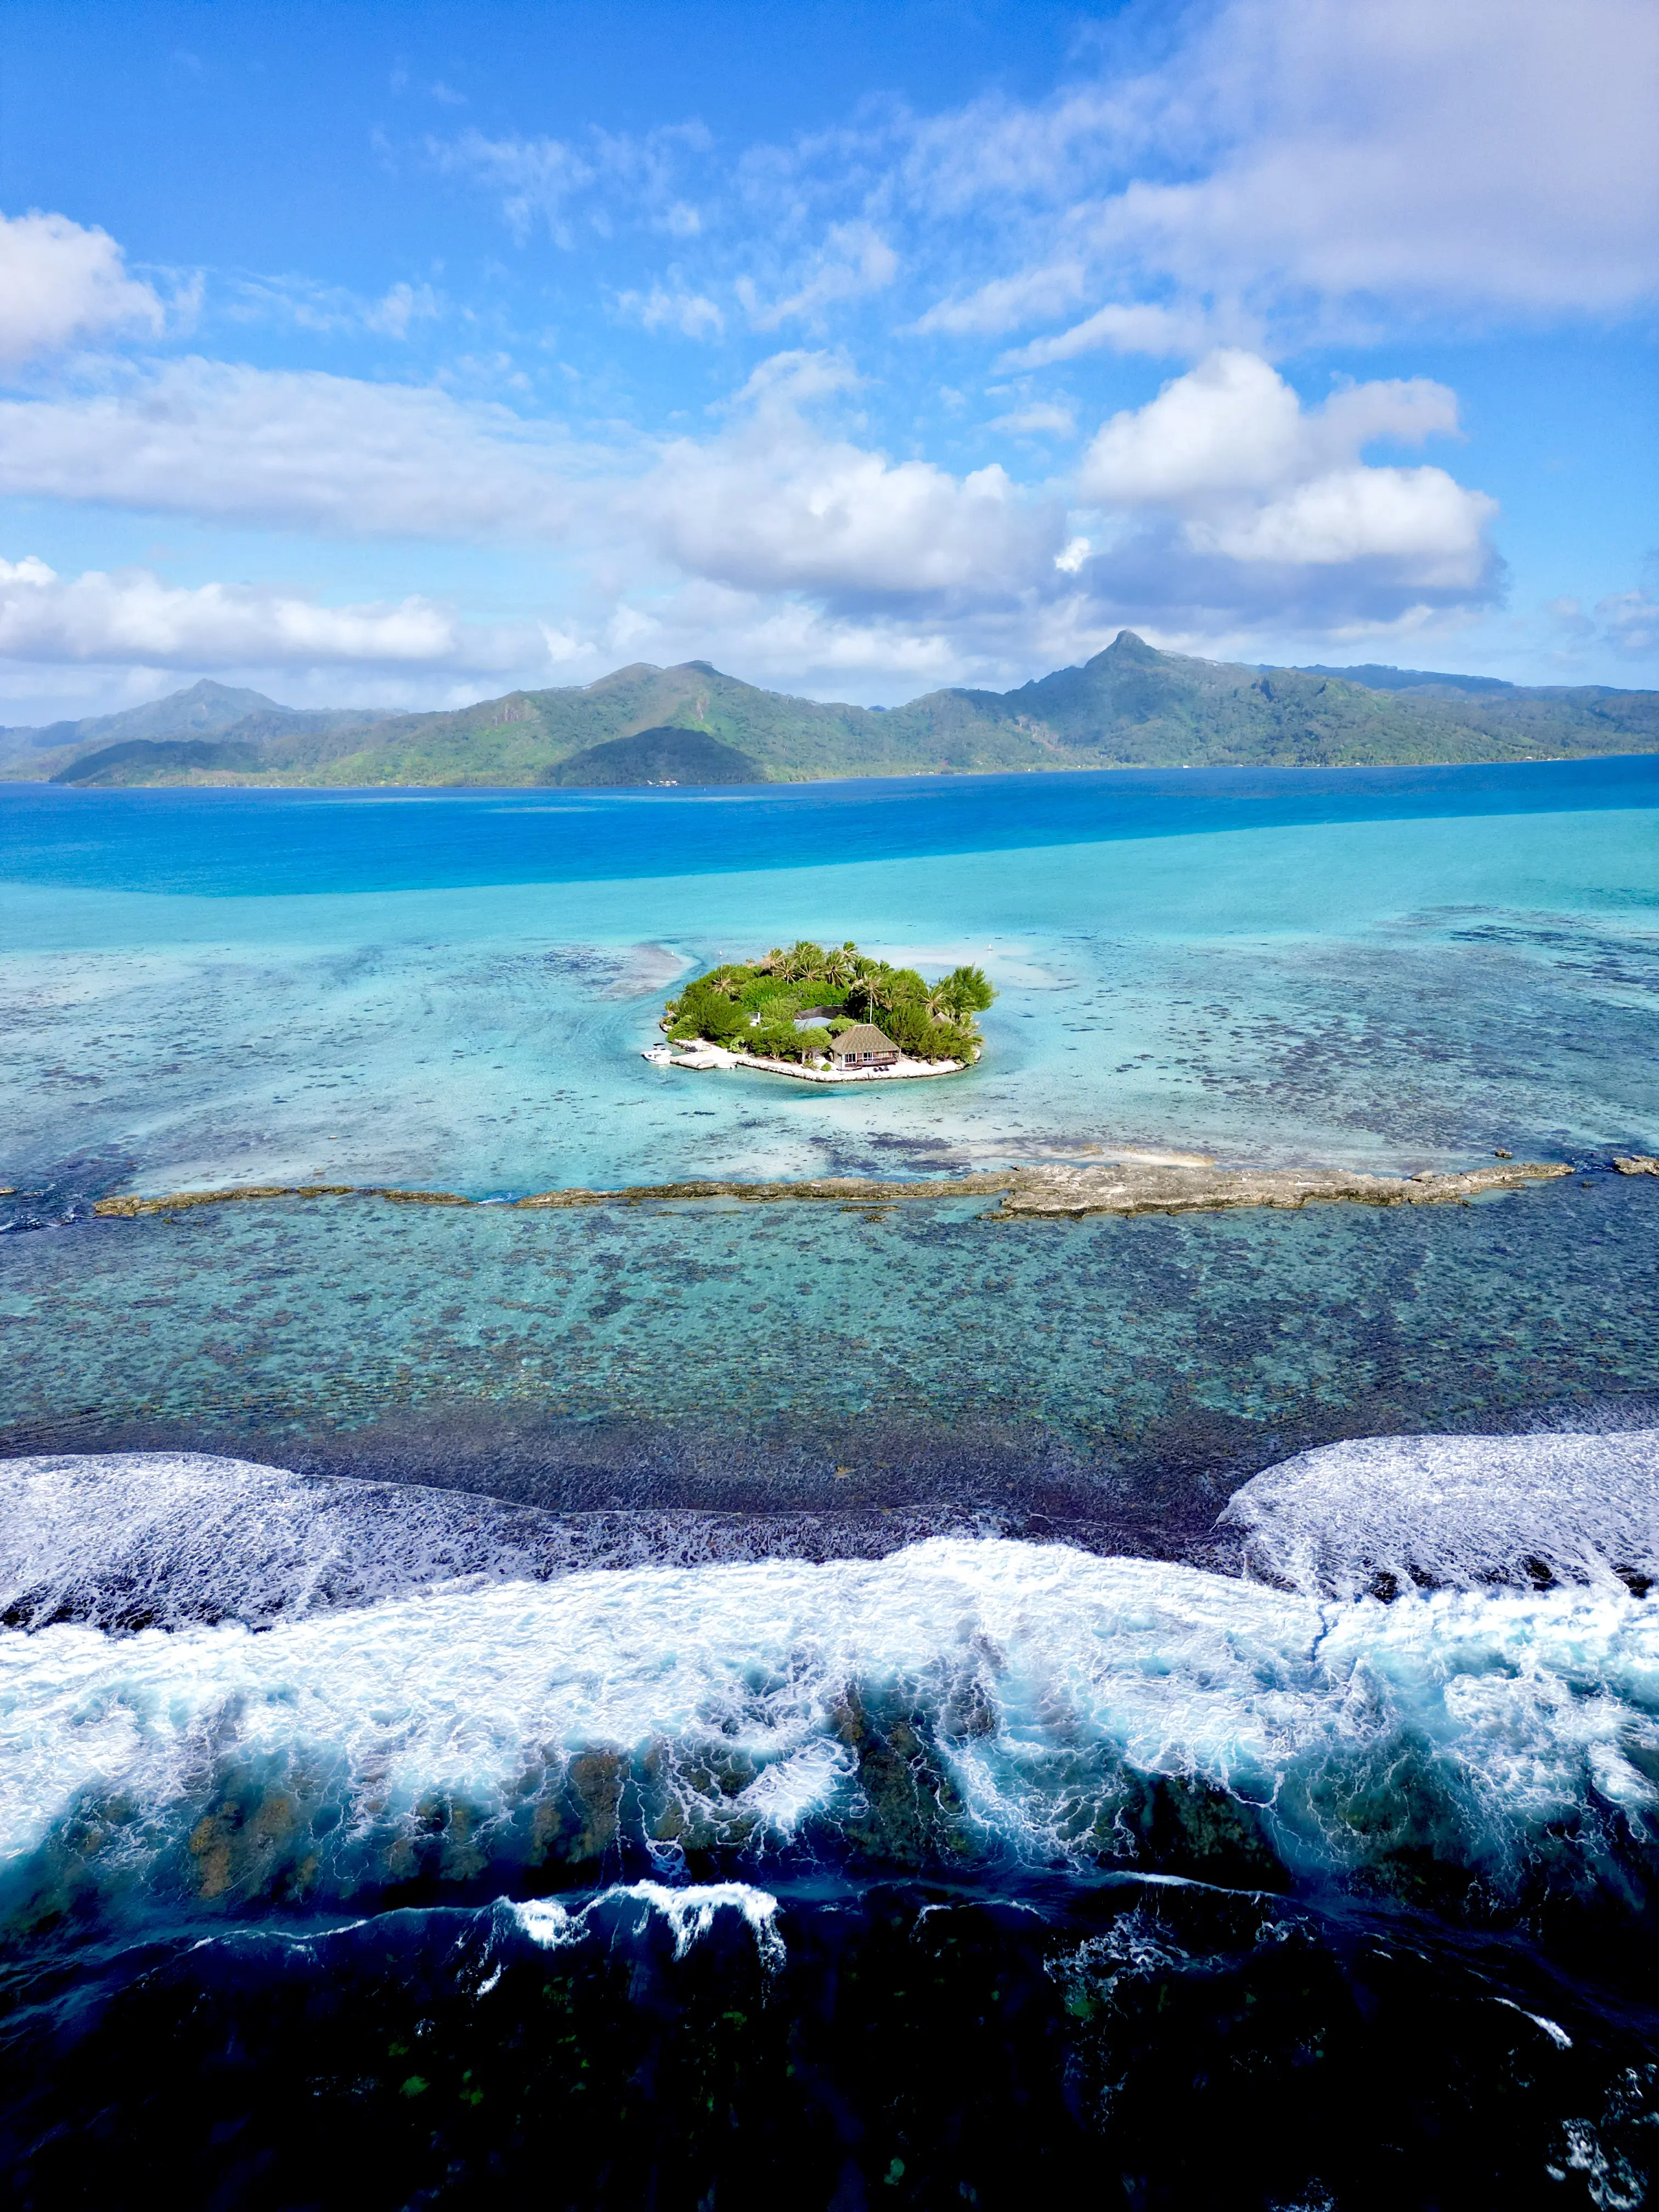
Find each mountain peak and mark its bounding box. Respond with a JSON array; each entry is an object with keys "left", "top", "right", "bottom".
[{"left": 171, "top": 678, "right": 283, "bottom": 707}]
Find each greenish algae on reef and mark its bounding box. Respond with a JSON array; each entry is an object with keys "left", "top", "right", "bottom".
[{"left": 92, "top": 1157, "right": 1575, "bottom": 1223}]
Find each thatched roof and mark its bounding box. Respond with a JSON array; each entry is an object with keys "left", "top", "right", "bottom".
[{"left": 834, "top": 1023, "right": 897, "bottom": 1056}]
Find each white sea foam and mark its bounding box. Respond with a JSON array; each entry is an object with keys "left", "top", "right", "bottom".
[
  {"left": 511, "top": 1883, "right": 784, "bottom": 1966},
  {"left": 0, "top": 1453, "right": 866, "bottom": 1633},
  {"left": 1222, "top": 1428, "right": 1659, "bottom": 1598},
  {"left": 4, "top": 1530, "right": 1659, "bottom": 1904}
]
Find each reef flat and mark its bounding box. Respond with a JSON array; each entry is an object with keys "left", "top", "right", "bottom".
[{"left": 91, "top": 1154, "right": 1574, "bottom": 1223}]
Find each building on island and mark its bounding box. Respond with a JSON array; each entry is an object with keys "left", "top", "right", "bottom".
[{"left": 831, "top": 1023, "right": 900, "bottom": 1070}]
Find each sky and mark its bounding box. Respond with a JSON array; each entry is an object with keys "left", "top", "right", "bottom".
[{"left": 0, "top": 0, "right": 1654, "bottom": 725}]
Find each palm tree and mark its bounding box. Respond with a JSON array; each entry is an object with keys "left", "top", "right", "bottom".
[
  {"left": 778, "top": 939, "right": 825, "bottom": 982},
  {"left": 851, "top": 966, "right": 895, "bottom": 1020}
]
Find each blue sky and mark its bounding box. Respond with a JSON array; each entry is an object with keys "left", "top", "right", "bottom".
[{"left": 0, "top": 0, "right": 1654, "bottom": 723}]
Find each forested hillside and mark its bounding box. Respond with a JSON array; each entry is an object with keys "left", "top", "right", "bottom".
[{"left": 7, "top": 634, "right": 1657, "bottom": 788}]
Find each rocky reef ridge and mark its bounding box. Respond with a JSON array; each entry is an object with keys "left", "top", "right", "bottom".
[{"left": 92, "top": 1156, "right": 1576, "bottom": 1222}]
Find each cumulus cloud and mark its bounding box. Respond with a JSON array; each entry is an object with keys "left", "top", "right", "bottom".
[
  {"left": 0, "top": 335, "right": 1505, "bottom": 681},
  {"left": 0, "top": 554, "right": 527, "bottom": 669},
  {"left": 634, "top": 351, "right": 1059, "bottom": 605},
  {"left": 0, "top": 209, "right": 170, "bottom": 366},
  {"left": 1078, "top": 351, "right": 1493, "bottom": 590}
]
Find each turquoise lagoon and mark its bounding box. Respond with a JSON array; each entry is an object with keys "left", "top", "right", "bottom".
[
  {"left": 4, "top": 761, "right": 1658, "bottom": 1513},
  {"left": 5, "top": 761, "right": 1659, "bottom": 1201}
]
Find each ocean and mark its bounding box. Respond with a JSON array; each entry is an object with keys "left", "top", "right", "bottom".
[{"left": 4, "top": 759, "right": 1659, "bottom": 2206}]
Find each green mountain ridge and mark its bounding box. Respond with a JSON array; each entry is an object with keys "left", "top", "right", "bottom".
[
  {"left": 0, "top": 678, "right": 391, "bottom": 768},
  {"left": 7, "top": 636, "right": 1657, "bottom": 788}
]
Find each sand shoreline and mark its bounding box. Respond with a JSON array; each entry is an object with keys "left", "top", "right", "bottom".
[{"left": 642, "top": 1041, "right": 966, "bottom": 1082}]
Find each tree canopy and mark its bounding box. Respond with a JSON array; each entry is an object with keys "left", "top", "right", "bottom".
[{"left": 661, "top": 940, "right": 994, "bottom": 1065}]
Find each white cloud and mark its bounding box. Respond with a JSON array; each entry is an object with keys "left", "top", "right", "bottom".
[
  {"left": 0, "top": 359, "right": 584, "bottom": 539},
  {"left": 1096, "top": 0, "right": 1659, "bottom": 318},
  {"left": 0, "top": 554, "right": 511, "bottom": 669},
  {"left": 229, "top": 274, "right": 443, "bottom": 340},
  {"left": 910, "top": 262, "right": 1086, "bottom": 338},
  {"left": 891, "top": 0, "right": 1659, "bottom": 356},
  {"left": 1078, "top": 351, "right": 1491, "bottom": 584},
  {"left": 616, "top": 282, "right": 725, "bottom": 340},
  {"left": 997, "top": 302, "right": 1216, "bottom": 368},
  {"left": 0, "top": 209, "right": 169, "bottom": 366},
  {"left": 635, "top": 350, "right": 1058, "bottom": 603},
  {"left": 432, "top": 122, "right": 712, "bottom": 247},
  {"left": 1596, "top": 589, "right": 1659, "bottom": 657},
  {"left": 433, "top": 130, "right": 596, "bottom": 246},
  {"left": 738, "top": 223, "right": 898, "bottom": 332},
  {"left": 0, "top": 333, "right": 1504, "bottom": 679},
  {"left": 986, "top": 400, "right": 1076, "bottom": 438},
  {"left": 1082, "top": 351, "right": 1459, "bottom": 502},
  {"left": 1187, "top": 466, "right": 1493, "bottom": 579}
]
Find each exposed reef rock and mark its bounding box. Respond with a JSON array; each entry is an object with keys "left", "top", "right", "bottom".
[
  {"left": 989, "top": 1157, "right": 1572, "bottom": 1217},
  {"left": 93, "top": 1156, "right": 1575, "bottom": 1223},
  {"left": 1613, "top": 1155, "right": 1659, "bottom": 1176}
]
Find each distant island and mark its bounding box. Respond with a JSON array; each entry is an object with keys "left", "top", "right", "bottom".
[
  {"left": 648, "top": 940, "right": 995, "bottom": 1081},
  {"left": 6, "top": 629, "right": 1657, "bottom": 789}
]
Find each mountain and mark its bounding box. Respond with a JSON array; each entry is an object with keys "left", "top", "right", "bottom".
[
  {"left": 1295, "top": 663, "right": 1519, "bottom": 697},
  {"left": 5, "top": 636, "right": 1657, "bottom": 788},
  {"left": 541, "top": 725, "right": 765, "bottom": 786},
  {"left": 7, "top": 679, "right": 392, "bottom": 783},
  {"left": 1, "top": 678, "right": 283, "bottom": 760},
  {"left": 52, "top": 737, "right": 266, "bottom": 786}
]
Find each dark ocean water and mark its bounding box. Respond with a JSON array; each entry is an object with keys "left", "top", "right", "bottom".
[{"left": 5, "top": 762, "right": 1659, "bottom": 2205}]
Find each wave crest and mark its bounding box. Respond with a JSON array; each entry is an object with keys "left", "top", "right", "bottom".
[{"left": 7, "top": 1534, "right": 1659, "bottom": 1923}]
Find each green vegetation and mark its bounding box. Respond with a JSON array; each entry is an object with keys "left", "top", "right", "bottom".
[
  {"left": 9, "top": 634, "right": 1659, "bottom": 789},
  {"left": 663, "top": 940, "right": 995, "bottom": 1066},
  {"left": 541, "top": 724, "right": 764, "bottom": 786}
]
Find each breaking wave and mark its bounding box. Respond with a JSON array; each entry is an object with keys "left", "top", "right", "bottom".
[
  {"left": 1223, "top": 1426, "right": 1659, "bottom": 1598},
  {"left": 0, "top": 1452, "right": 977, "bottom": 1634},
  {"left": 510, "top": 1881, "right": 786, "bottom": 1967},
  {"left": 7, "top": 1522, "right": 1659, "bottom": 1923}
]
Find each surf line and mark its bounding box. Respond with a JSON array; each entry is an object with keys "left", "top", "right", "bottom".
[{"left": 87, "top": 1156, "right": 1604, "bottom": 1223}]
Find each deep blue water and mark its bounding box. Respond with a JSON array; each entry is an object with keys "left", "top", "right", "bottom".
[
  {"left": 5, "top": 761, "right": 1659, "bottom": 2205},
  {"left": 7, "top": 751, "right": 1659, "bottom": 894}
]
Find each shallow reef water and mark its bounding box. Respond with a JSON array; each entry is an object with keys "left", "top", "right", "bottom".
[
  {"left": 5, "top": 764, "right": 1659, "bottom": 2204},
  {"left": 4, "top": 764, "right": 1658, "bottom": 1200},
  {"left": 4, "top": 1177, "right": 1659, "bottom": 1552}
]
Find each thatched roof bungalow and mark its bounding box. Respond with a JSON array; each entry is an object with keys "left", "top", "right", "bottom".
[{"left": 831, "top": 1023, "right": 899, "bottom": 1069}]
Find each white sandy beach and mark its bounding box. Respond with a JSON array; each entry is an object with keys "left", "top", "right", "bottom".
[{"left": 642, "top": 1041, "right": 966, "bottom": 1084}]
